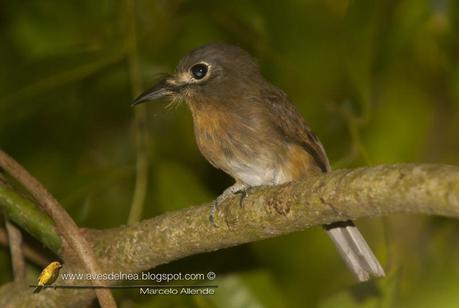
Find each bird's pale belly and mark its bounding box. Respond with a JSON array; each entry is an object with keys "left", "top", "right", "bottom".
[
  {"left": 224, "top": 155, "right": 291, "bottom": 186},
  {"left": 194, "top": 125, "right": 295, "bottom": 186},
  {"left": 219, "top": 143, "right": 319, "bottom": 186}
]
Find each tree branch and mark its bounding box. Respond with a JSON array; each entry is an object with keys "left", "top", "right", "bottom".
[
  {"left": 0, "top": 164, "right": 458, "bottom": 306},
  {"left": 4, "top": 219, "right": 26, "bottom": 281},
  {"left": 88, "top": 163, "right": 459, "bottom": 273},
  {"left": 0, "top": 184, "right": 61, "bottom": 254}
]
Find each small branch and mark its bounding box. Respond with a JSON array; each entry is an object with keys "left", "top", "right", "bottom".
[
  {"left": 4, "top": 219, "right": 26, "bottom": 281},
  {"left": 0, "top": 228, "right": 49, "bottom": 267},
  {"left": 125, "top": 0, "right": 150, "bottom": 224},
  {"left": 0, "top": 150, "right": 117, "bottom": 308},
  {"left": 1, "top": 174, "right": 27, "bottom": 279}
]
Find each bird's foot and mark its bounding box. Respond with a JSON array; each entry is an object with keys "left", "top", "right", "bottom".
[
  {"left": 234, "top": 187, "right": 253, "bottom": 208},
  {"left": 209, "top": 183, "right": 248, "bottom": 227}
]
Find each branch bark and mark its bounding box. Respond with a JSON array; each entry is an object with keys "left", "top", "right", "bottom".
[
  {"left": 0, "top": 164, "right": 458, "bottom": 306},
  {"left": 0, "top": 184, "right": 61, "bottom": 254},
  {"left": 4, "top": 219, "right": 26, "bottom": 281}
]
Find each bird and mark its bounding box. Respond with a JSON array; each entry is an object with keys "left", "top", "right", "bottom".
[
  {"left": 132, "top": 43, "right": 385, "bottom": 281},
  {"left": 34, "top": 261, "right": 63, "bottom": 293}
]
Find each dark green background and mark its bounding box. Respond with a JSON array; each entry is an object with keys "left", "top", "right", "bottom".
[{"left": 1, "top": 0, "right": 459, "bottom": 307}]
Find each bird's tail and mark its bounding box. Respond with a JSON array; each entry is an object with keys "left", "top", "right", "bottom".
[
  {"left": 33, "top": 285, "right": 43, "bottom": 293},
  {"left": 324, "top": 221, "right": 385, "bottom": 282}
]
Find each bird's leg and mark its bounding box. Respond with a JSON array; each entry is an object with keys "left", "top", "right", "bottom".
[{"left": 209, "top": 182, "right": 248, "bottom": 227}]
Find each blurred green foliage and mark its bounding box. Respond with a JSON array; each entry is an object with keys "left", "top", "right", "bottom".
[{"left": 1, "top": 0, "right": 459, "bottom": 307}]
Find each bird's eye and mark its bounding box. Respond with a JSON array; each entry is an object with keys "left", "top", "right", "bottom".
[{"left": 190, "top": 63, "right": 208, "bottom": 80}]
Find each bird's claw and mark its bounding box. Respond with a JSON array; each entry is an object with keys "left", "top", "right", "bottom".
[
  {"left": 209, "top": 193, "right": 230, "bottom": 227},
  {"left": 209, "top": 200, "right": 220, "bottom": 227},
  {"left": 234, "top": 187, "right": 251, "bottom": 208},
  {"left": 208, "top": 183, "right": 249, "bottom": 227}
]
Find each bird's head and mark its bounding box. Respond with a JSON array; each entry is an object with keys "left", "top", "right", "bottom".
[
  {"left": 48, "top": 261, "right": 63, "bottom": 270},
  {"left": 132, "top": 43, "right": 264, "bottom": 107}
]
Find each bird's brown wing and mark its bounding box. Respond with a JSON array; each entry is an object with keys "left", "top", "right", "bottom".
[
  {"left": 261, "top": 86, "right": 331, "bottom": 172},
  {"left": 260, "top": 87, "right": 385, "bottom": 281}
]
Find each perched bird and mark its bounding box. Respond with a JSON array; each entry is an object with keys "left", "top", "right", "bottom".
[
  {"left": 34, "top": 261, "right": 62, "bottom": 293},
  {"left": 133, "top": 43, "right": 385, "bottom": 281}
]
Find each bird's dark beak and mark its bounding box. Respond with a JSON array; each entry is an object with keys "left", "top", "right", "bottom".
[{"left": 131, "top": 76, "right": 177, "bottom": 106}]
